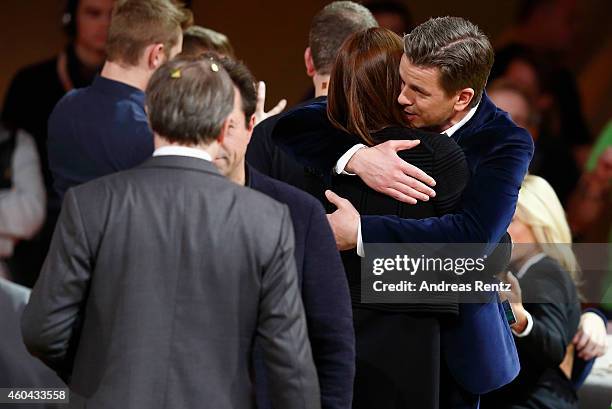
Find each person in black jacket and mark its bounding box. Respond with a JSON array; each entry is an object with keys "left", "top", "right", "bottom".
[
  {"left": 2, "top": 0, "right": 113, "bottom": 286},
  {"left": 482, "top": 175, "right": 587, "bottom": 409},
  {"left": 211, "top": 54, "right": 355, "bottom": 409},
  {"left": 2, "top": 0, "right": 113, "bottom": 194}
]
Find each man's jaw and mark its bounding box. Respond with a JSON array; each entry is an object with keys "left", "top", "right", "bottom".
[
  {"left": 213, "top": 155, "right": 230, "bottom": 172},
  {"left": 402, "top": 109, "right": 450, "bottom": 133},
  {"left": 402, "top": 110, "right": 419, "bottom": 127}
]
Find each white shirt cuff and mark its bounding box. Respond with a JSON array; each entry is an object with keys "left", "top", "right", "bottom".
[
  {"left": 356, "top": 219, "right": 364, "bottom": 257},
  {"left": 334, "top": 144, "right": 366, "bottom": 175},
  {"left": 512, "top": 308, "right": 534, "bottom": 337}
]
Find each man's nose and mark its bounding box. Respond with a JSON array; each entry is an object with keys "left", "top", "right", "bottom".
[{"left": 398, "top": 92, "right": 413, "bottom": 106}]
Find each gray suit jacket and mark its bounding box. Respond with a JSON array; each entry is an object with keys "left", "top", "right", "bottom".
[{"left": 21, "top": 155, "right": 320, "bottom": 409}]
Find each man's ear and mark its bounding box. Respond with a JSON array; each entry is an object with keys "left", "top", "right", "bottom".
[
  {"left": 147, "top": 43, "right": 166, "bottom": 70},
  {"left": 247, "top": 114, "right": 256, "bottom": 133},
  {"left": 245, "top": 114, "right": 256, "bottom": 143},
  {"left": 454, "top": 88, "right": 475, "bottom": 112},
  {"left": 216, "top": 118, "right": 230, "bottom": 145},
  {"left": 304, "top": 47, "right": 316, "bottom": 77}
]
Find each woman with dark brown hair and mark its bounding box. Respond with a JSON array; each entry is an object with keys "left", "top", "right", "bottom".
[
  {"left": 275, "top": 28, "right": 471, "bottom": 408},
  {"left": 326, "top": 28, "right": 407, "bottom": 146},
  {"left": 325, "top": 27, "right": 470, "bottom": 409}
]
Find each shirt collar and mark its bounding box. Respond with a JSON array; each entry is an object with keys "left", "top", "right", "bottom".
[
  {"left": 515, "top": 252, "right": 546, "bottom": 279},
  {"left": 153, "top": 146, "right": 212, "bottom": 162},
  {"left": 442, "top": 102, "right": 479, "bottom": 137}
]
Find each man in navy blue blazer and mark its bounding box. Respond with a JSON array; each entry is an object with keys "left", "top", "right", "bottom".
[
  {"left": 213, "top": 56, "right": 355, "bottom": 409},
  {"left": 271, "top": 17, "right": 533, "bottom": 408}
]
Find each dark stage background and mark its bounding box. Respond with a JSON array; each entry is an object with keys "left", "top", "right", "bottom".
[{"left": 1, "top": 0, "right": 610, "bottom": 134}]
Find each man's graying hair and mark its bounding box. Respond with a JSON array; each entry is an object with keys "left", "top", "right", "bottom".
[
  {"left": 209, "top": 53, "right": 258, "bottom": 127},
  {"left": 309, "top": 1, "right": 378, "bottom": 75},
  {"left": 403, "top": 16, "right": 494, "bottom": 108},
  {"left": 146, "top": 57, "right": 234, "bottom": 145}
]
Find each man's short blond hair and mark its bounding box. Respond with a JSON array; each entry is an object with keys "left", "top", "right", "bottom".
[{"left": 106, "top": 0, "right": 192, "bottom": 66}]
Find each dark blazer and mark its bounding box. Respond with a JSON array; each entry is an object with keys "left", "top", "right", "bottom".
[
  {"left": 481, "top": 256, "right": 581, "bottom": 409},
  {"left": 247, "top": 165, "right": 354, "bottom": 409},
  {"left": 246, "top": 97, "right": 327, "bottom": 190},
  {"left": 21, "top": 155, "right": 320, "bottom": 409},
  {"left": 270, "top": 96, "right": 527, "bottom": 395}
]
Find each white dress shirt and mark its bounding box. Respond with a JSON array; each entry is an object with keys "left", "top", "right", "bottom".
[
  {"left": 153, "top": 145, "right": 213, "bottom": 162},
  {"left": 440, "top": 103, "right": 479, "bottom": 137}
]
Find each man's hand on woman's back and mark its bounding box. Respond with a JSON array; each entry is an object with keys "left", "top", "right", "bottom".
[{"left": 345, "top": 139, "right": 437, "bottom": 204}]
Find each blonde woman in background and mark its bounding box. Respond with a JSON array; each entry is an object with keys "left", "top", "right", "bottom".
[{"left": 482, "top": 175, "right": 607, "bottom": 409}]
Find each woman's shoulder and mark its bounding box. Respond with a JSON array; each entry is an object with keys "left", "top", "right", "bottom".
[
  {"left": 391, "top": 128, "right": 468, "bottom": 190},
  {"left": 528, "top": 256, "right": 572, "bottom": 281},
  {"left": 418, "top": 132, "right": 464, "bottom": 158},
  {"left": 375, "top": 127, "right": 463, "bottom": 156},
  {"left": 522, "top": 256, "right": 579, "bottom": 301}
]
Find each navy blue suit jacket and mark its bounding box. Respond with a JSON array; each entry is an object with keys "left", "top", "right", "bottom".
[
  {"left": 248, "top": 165, "right": 355, "bottom": 409},
  {"left": 271, "top": 93, "right": 532, "bottom": 395}
]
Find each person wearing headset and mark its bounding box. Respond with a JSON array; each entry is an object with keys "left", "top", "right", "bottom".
[{"left": 1, "top": 0, "right": 113, "bottom": 287}]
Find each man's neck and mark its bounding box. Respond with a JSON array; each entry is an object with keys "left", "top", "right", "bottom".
[
  {"left": 227, "top": 160, "right": 246, "bottom": 186},
  {"left": 74, "top": 42, "right": 106, "bottom": 68},
  {"left": 313, "top": 73, "right": 330, "bottom": 98},
  {"left": 437, "top": 108, "right": 470, "bottom": 133},
  {"left": 100, "top": 60, "right": 150, "bottom": 91}
]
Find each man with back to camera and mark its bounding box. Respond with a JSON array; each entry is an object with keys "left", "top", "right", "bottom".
[
  {"left": 47, "top": 0, "right": 191, "bottom": 203},
  {"left": 272, "top": 16, "right": 535, "bottom": 408},
  {"left": 245, "top": 1, "right": 378, "bottom": 189},
  {"left": 212, "top": 54, "right": 355, "bottom": 409},
  {"left": 21, "top": 57, "right": 320, "bottom": 409}
]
